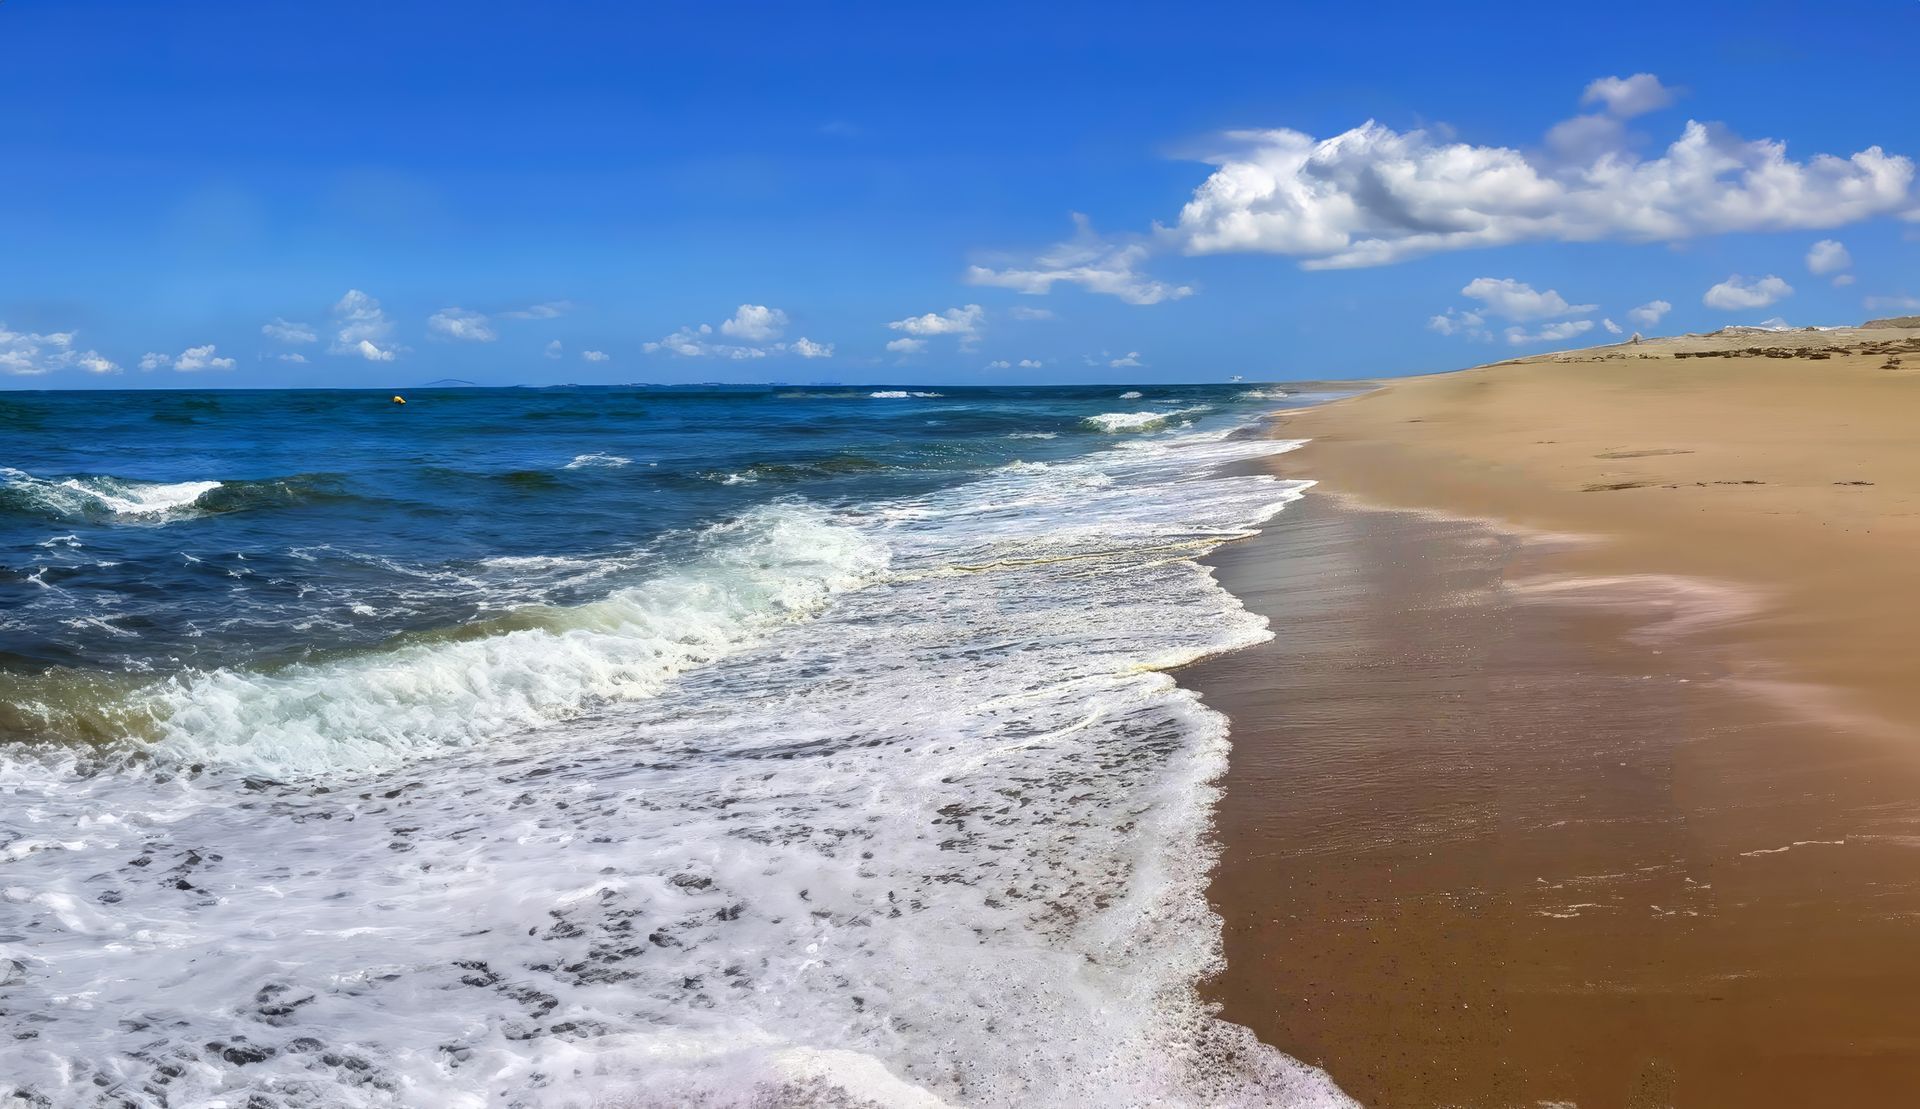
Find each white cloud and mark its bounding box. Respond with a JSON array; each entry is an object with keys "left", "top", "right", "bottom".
[
  {"left": 1427, "top": 308, "right": 1487, "bottom": 338},
  {"left": 885, "top": 337, "right": 926, "bottom": 354},
  {"left": 427, "top": 307, "right": 497, "bottom": 342},
  {"left": 139, "top": 344, "right": 235, "bottom": 372},
  {"left": 173, "top": 344, "right": 235, "bottom": 372},
  {"left": 261, "top": 317, "right": 317, "bottom": 344},
  {"left": 1460, "top": 277, "right": 1595, "bottom": 320},
  {"left": 1704, "top": 274, "right": 1793, "bottom": 310},
  {"left": 1505, "top": 319, "right": 1595, "bottom": 345},
  {"left": 967, "top": 215, "right": 1193, "bottom": 305},
  {"left": 1009, "top": 306, "right": 1055, "bottom": 320},
  {"left": 332, "top": 289, "right": 400, "bottom": 361},
  {"left": 581, "top": 350, "right": 610, "bottom": 362},
  {"left": 1806, "top": 239, "right": 1851, "bottom": 275},
  {"left": 500, "top": 301, "right": 574, "bottom": 320},
  {"left": 643, "top": 308, "right": 825, "bottom": 360},
  {"left": 1171, "top": 81, "right": 1913, "bottom": 269},
  {"left": 1865, "top": 294, "right": 1920, "bottom": 312},
  {"left": 888, "top": 304, "right": 984, "bottom": 337},
  {"left": 1581, "top": 73, "right": 1677, "bottom": 118},
  {"left": 279, "top": 352, "right": 309, "bottom": 363},
  {"left": 1109, "top": 351, "right": 1144, "bottom": 367},
  {"left": 0, "top": 324, "right": 117, "bottom": 376},
  {"left": 1832, "top": 273, "right": 1856, "bottom": 287},
  {"left": 718, "top": 304, "right": 788, "bottom": 342},
  {"left": 1018, "top": 358, "right": 1043, "bottom": 368},
  {"left": 1628, "top": 299, "right": 1672, "bottom": 327},
  {"left": 1602, "top": 318, "right": 1623, "bottom": 334},
  {"left": 986, "top": 360, "right": 1011, "bottom": 369},
  {"left": 545, "top": 340, "right": 564, "bottom": 360}
]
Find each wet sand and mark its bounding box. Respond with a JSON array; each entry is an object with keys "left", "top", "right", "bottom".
[{"left": 1189, "top": 328, "right": 1920, "bottom": 1106}]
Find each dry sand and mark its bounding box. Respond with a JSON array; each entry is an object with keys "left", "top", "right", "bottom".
[{"left": 1189, "top": 324, "right": 1920, "bottom": 1107}]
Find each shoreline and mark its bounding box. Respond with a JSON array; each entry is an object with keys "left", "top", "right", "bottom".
[{"left": 1191, "top": 328, "right": 1920, "bottom": 1105}]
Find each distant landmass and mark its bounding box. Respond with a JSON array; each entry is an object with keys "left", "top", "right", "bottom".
[{"left": 419, "top": 378, "right": 481, "bottom": 387}]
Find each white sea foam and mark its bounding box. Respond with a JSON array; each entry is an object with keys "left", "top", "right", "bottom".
[
  {"left": 1004, "top": 431, "right": 1057, "bottom": 439},
  {"left": 1237, "top": 388, "right": 1290, "bottom": 400},
  {"left": 0, "top": 426, "right": 1352, "bottom": 1108},
  {"left": 133, "top": 504, "right": 886, "bottom": 778},
  {"left": 562, "top": 452, "right": 633, "bottom": 469},
  {"left": 1119, "top": 390, "right": 1144, "bottom": 399},
  {"left": 1082, "top": 406, "right": 1211, "bottom": 433},
  {"left": 1, "top": 467, "right": 222, "bottom": 521},
  {"left": 869, "top": 390, "right": 944, "bottom": 398}
]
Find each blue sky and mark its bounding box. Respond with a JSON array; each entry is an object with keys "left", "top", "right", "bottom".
[{"left": 3, "top": 0, "right": 1917, "bottom": 388}]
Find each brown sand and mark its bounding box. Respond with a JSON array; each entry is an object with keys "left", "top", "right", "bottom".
[{"left": 1189, "top": 326, "right": 1920, "bottom": 1107}]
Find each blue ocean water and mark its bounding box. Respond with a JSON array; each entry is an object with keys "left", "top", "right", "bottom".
[
  {"left": 0, "top": 383, "right": 1357, "bottom": 1108},
  {"left": 7, "top": 385, "right": 1275, "bottom": 676}
]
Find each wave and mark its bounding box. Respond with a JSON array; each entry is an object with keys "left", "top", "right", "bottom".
[
  {"left": 869, "top": 390, "right": 944, "bottom": 398},
  {"left": 1082, "top": 406, "right": 1212, "bottom": 433},
  {"left": 1119, "top": 390, "right": 1144, "bottom": 399},
  {"left": 122, "top": 503, "right": 886, "bottom": 778},
  {"left": 1236, "top": 388, "right": 1290, "bottom": 400},
  {"left": 700, "top": 454, "right": 891, "bottom": 485},
  {"left": 0, "top": 422, "right": 1353, "bottom": 1107},
  {"left": 563, "top": 452, "right": 633, "bottom": 469},
  {"left": 1005, "top": 431, "right": 1058, "bottom": 439},
  {"left": 0, "top": 468, "right": 349, "bottom": 523}
]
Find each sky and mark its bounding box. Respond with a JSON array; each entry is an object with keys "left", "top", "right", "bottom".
[{"left": 3, "top": 0, "right": 1918, "bottom": 389}]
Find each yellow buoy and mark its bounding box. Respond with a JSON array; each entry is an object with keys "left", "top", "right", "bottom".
[{"left": 391, "top": 395, "right": 407, "bottom": 405}]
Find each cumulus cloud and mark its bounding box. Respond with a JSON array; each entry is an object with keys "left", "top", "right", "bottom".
[
  {"left": 1504, "top": 319, "right": 1595, "bottom": 345},
  {"left": 331, "top": 290, "right": 399, "bottom": 361},
  {"left": 1170, "top": 79, "right": 1913, "bottom": 269},
  {"left": 718, "top": 304, "right": 788, "bottom": 342},
  {"left": 1009, "top": 306, "right": 1055, "bottom": 320},
  {"left": 545, "top": 340, "right": 564, "bottom": 359},
  {"left": 427, "top": 307, "right": 497, "bottom": 342},
  {"left": 1427, "top": 308, "right": 1488, "bottom": 338},
  {"left": 1603, "top": 318, "right": 1623, "bottom": 334},
  {"left": 1806, "top": 239, "right": 1852, "bottom": 276},
  {"left": 1704, "top": 274, "right": 1793, "bottom": 310},
  {"left": 986, "top": 359, "right": 1011, "bottom": 369},
  {"left": 261, "top": 317, "right": 317, "bottom": 344},
  {"left": 581, "top": 350, "right": 610, "bottom": 362},
  {"left": 139, "top": 344, "right": 236, "bottom": 372},
  {"left": 1628, "top": 299, "right": 1672, "bottom": 327},
  {"left": 643, "top": 306, "right": 826, "bottom": 359},
  {"left": 500, "top": 301, "right": 574, "bottom": 320},
  {"left": 174, "top": 344, "right": 236, "bottom": 372},
  {"left": 888, "top": 304, "right": 984, "bottom": 337},
  {"left": 1460, "top": 277, "right": 1595, "bottom": 320},
  {"left": 1109, "top": 351, "right": 1144, "bottom": 367},
  {"left": 0, "top": 324, "right": 118, "bottom": 376},
  {"left": 885, "top": 337, "right": 926, "bottom": 354},
  {"left": 279, "top": 352, "right": 309, "bottom": 363},
  {"left": 1581, "top": 73, "right": 1677, "bottom": 118},
  {"left": 985, "top": 358, "right": 1045, "bottom": 369},
  {"left": 967, "top": 215, "right": 1193, "bottom": 305}
]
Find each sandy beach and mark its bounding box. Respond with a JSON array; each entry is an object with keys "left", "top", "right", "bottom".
[{"left": 1193, "top": 323, "right": 1920, "bottom": 1107}]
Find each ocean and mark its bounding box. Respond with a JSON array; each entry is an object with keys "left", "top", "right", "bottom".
[{"left": 0, "top": 384, "right": 1353, "bottom": 1107}]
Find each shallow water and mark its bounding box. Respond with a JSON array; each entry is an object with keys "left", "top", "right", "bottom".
[{"left": 0, "top": 384, "right": 1355, "bottom": 1107}]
